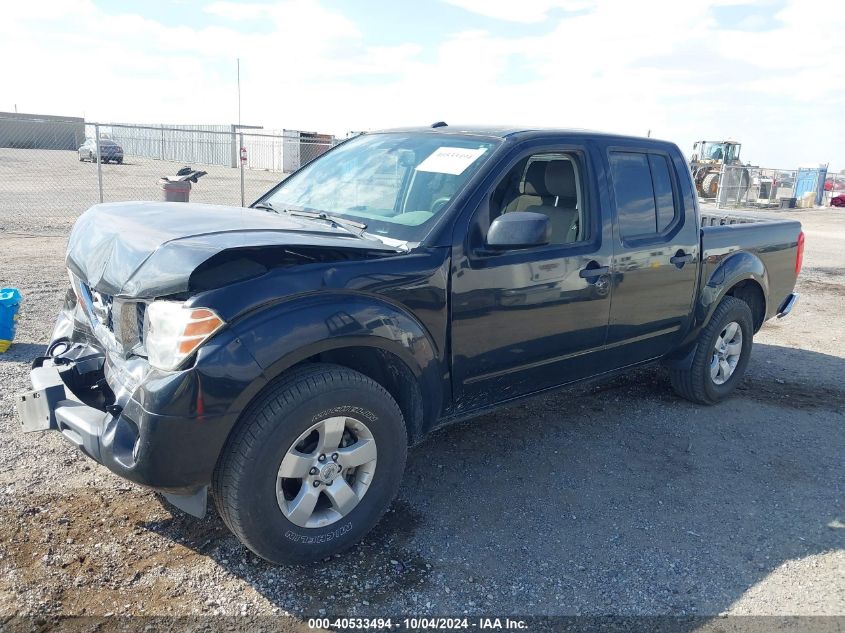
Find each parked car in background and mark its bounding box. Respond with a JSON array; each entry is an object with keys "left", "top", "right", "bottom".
[
  {"left": 78, "top": 138, "right": 124, "bottom": 164},
  {"left": 831, "top": 193, "right": 845, "bottom": 207},
  {"left": 824, "top": 175, "right": 845, "bottom": 192}
]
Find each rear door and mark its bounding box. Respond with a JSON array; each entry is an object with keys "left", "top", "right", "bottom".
[{"left": 602, "top": 144, "right": 699, "bottom": 365}]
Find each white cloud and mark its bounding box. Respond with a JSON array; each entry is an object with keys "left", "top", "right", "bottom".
[
  {"left": 441, "top": 0, "right": 594, "bottom": 23},
  {"left": 204, "top": 1, "right": 272, "bottom": 20},
  {"left": 1, "top": 0, "right": 843, "bottom": 168}
]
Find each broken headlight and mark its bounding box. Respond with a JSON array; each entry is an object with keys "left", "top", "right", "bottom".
[{"left": 142, "top": 301, "right": 224, "bottom": 371}]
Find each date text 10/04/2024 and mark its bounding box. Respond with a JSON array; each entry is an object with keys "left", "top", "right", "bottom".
[{"left": 307, "top": 618, "right": 529, "bottom": 630}]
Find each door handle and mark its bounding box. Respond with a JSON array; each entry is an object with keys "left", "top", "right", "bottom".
[
  {"left": 579, "top": 265, "right": 610, "bottom": 279},
  {"left": 670, "top": 252, "right": 693, "bottom": 268}
]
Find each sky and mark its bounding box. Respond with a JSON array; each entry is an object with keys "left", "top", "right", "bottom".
[{"left": 1, "top": 0, "right": 843, "bottom": 169}]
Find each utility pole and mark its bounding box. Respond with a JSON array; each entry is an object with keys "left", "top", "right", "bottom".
[
  {"left": 237, "top": 58, "right": 244, "bottom": 206},
  {"left": 237, "top": 58, "right": 242, "bottom": 128}
]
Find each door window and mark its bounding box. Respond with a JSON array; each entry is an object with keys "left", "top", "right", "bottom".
[
  {"left": 609, "top": 151, "right": 679, "bottom": 240},
  {"left": 489, "top": 153, "right": 588, "bottom": 245},
  {"left": 649, "top": 154, "right": 676, "bottom": 232}
]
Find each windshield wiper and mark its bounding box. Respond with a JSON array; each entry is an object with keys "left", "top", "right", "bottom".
[
  {"left": 287, "top": 209, "right": 367, "bottom": 234},
  {"left": 253, "top": 202, "right": 368, "bottom": 237}
]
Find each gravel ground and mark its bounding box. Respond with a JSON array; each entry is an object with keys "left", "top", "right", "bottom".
[{"left": 0, "top": 189, "right": 843, "bottom": 623}]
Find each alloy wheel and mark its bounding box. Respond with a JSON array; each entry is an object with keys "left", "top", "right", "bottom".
[
  {"left": 276, "top": 416, "right": 377, "bottom": 528},
  {"left": 711, "top": 321, "right": 743, "bottom": 385}
]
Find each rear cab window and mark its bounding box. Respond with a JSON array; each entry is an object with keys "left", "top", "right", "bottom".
[{"left": 609, "top": 149, "right": 681, "bottom": 241}]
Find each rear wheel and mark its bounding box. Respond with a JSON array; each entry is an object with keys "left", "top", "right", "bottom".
[
  {"left": 669, "top": 296, "right": 753, "bottom": 405},
  {"left": 212, "top": 364, "right": 407, "bottom": 564}
]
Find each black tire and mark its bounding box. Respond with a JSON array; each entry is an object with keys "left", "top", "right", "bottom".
[
  {"left": 669, "top": 296, "right": 753, "bottom": 405},
  {"left": 116, "top": 158, "right": 123, "bottom": 164},
  {"left": 212, "top": 363, "right": 407, "bottom": 564},
  {"left": 702, "top": 172, "right": 720, "bottom": 198}
]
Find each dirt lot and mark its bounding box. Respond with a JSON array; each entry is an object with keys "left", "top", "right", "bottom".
[{"left": 0, "top": 187, "right": 843, "bottom": 624}]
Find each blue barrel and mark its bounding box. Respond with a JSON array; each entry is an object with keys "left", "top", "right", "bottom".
[{"left": 0, "top": 288, "right": 21, "bottom": 353}]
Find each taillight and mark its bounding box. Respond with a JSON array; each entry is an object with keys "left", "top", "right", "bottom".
[{"left": 795, "top": 231, "right": 805, "bottom": 276}]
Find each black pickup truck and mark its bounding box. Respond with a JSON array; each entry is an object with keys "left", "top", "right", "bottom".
[{"left": 17, "top": 125, "right": 803, "bottom": 564}]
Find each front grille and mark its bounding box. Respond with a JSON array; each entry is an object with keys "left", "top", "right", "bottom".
[
  {"left": 86, "top": 285, "right": 114, "bottom": 332},
  {"left": 76, "top": 276, "right": 144, "bottom": 355},
  {"left": 135, "top": 302, "right": 146, "bottom": 346}
]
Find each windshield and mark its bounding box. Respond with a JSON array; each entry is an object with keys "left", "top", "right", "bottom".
[
  {"left": 261, "top": 132, "right": 499, "bottom": 241},
  {"left": 700, "top": 142, "right": 740, "bottom": 162},
  {"left": 701, "top": 142, "right": 725, "bottom": 160}
]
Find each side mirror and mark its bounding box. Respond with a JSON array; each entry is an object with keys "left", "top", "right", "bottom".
[{"left": 486, "top": 212, "right": 550, "bottom": 250}]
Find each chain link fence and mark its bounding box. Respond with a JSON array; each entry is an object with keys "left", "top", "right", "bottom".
[
  {"left": 6, "top": 115, "right": 832, "bottom": 232},
  {"left": 711, "top": 164, "right": 844, "bottom": 210},
  {"left": 714, "top": 165, "right": 799, "bottom": 210},
  {"left": 0, "top": 115, "right": 337, "bottom": 234}
]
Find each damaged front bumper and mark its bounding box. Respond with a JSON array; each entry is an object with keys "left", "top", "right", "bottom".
[
  {"left": 16, "top": 301, "right": 266, "bottom": 518},
  {"left": 19, "top": 354, "right": 115, "bottom": 461},
  {"left": 17, "top": 348, "right": 211, "bottom": 517}
]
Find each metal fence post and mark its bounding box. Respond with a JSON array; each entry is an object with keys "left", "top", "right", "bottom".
[
  {"left": 239, "top": 131, "right": 245, "bottom": 207},
  {"left": 95, "top": 124, "right": 103, "bottom": 203}
]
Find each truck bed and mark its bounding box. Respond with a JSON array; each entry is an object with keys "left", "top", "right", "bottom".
[
  {"left": 699, "top": 210, "right": 802, "bottom": 321},
  {"left": 700, "top": 209, "right": 790, "bottom": 226}
]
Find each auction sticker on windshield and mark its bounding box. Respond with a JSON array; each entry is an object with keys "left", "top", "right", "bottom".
[{"left": 416, "top": 147, "right": 487, "bottom": 175}]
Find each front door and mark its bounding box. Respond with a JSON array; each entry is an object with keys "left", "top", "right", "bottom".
[{"left": 450, "top": 145, "right": 613, "bottom": 410}]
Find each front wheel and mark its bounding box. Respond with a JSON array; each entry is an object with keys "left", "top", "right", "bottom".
[
  {"left": 212, "top": 364, "right": 407, "bottom": 564},
  {"left": 669, "top": 296, "right": 753, "bottom": 405}
]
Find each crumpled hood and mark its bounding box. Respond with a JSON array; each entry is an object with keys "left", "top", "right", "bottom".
[{"left": 66, "top": 201, "right": 396, "bottom": 298}]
